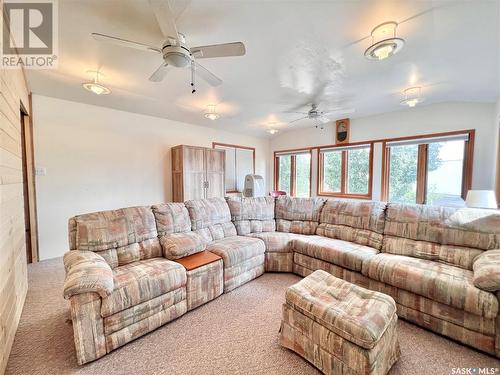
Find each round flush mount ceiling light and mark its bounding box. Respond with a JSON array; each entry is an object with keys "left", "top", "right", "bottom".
[
  {"left": 82, "top": 71, "right": 111, "bottom": 95},
  {"left": 204, "top": 104, "right": 221, "bottom": 120},
  {"left": 364, "top": 21, "right": 405, "bottom": 61},
  {"left": 400, "top": 86, "right": 424, "bottom": 107},
  {"left": 267, "top": 129, "right": 278, "bottom": 135}
]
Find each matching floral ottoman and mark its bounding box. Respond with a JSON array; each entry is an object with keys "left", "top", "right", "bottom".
[{"left": 280, "top": 270, "right": 400, "bottom": 375}]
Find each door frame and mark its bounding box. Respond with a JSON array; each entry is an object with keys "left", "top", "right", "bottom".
[{"left": 20, "top": 94, "right": 39, "bottom": 263}]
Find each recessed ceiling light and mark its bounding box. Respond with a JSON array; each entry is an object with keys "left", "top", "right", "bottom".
[
  {"left": 82, "top": 70, "right": 111, "bottom": 95},
  {"left": 364, "top": 21, "right": 405, "bottom": 61},
  {"left": 204, "top": 104, "right": 220, "bottom": 120},
  {"left": 400, "top": 86, "right": 424, "bottom": 107},
  {"left": 267, "top": 129, "right": 278, "bottom": 135}
]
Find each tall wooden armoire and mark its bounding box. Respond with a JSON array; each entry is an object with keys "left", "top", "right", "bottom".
[{"left": 171, "top": 145, "right": 225, "bottom": 202}]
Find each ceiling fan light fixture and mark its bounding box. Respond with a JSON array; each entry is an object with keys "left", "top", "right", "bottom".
[
  {"left": 204, "top": 104, "right": 220, "bottom": 120},
  {"left": 82, "top": 71, "right": 111, "bottom": 95},
  {"left": 162, "top": 46, "right": 192, "bottom": 68},
  {"left": 267, "top": 129, "right": 278, "bottom": 135},
  {"left": 400, "top": 86, "right": 424, "bottom": 107},
  {"left": 364, "top": 21, "right": 405, "bottom": 61}
]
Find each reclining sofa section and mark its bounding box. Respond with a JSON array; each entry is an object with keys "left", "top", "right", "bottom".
[{"left": 63, "top": 196, "right": 500, "bottom": 364}]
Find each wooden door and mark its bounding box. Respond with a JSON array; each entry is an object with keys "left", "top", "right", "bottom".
[
  {"left": 20, "top": 102, "right": 38, "bottom": 263},
  {"left": 205, "top": 149, "right": 225, "bottom": 198},
  {"left": 183, "top": 146, "right": 206, "bottom": 201}
]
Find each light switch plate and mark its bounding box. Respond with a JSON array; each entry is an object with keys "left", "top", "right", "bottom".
[{"left": 35, "top": 167, "right": 47, "bottom": 176}]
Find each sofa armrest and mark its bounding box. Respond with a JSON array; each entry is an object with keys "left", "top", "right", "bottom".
[
  {"left": 473, "top": 249, "right": 500, "bottom": 292},
  {"left": 63, "top": 250, "right": 114, "bottom": 299}
]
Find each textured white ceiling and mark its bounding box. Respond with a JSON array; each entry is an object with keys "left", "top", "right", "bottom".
[{"left": 27, "top": 0, "right": 500, "bottom": 137}]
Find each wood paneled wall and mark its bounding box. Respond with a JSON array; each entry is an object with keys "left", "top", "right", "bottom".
[{"left": 0, "top": 60, "right": 30, "bottom": 373}]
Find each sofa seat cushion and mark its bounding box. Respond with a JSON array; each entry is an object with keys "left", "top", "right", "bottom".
[
  {"left": 101, "top": 258, "right": 187, "bottom": 317},
  {"left": 247, "top": 232, "right": 307, "bottom": 253},
  {"left": 362, "top": 254, "right": 498, "bottom": 319},
  {"left": 206, "top": 236, "right": 265, "bottom": 267},
  {"left": 294, "top": 235, "right": 379, "bottom": 272}
]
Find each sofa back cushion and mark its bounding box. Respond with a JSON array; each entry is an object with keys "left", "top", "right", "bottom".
[
  {"left": 68, "top": 206, "right": 162, "bottom": 269},
  {"left": 317, "top": 199, "right": 386, "bottom": 249},
  {"left": 383, "top": 203, "right": 500, "bottom": 270},
  {"left": 185, "top": 197, "right": 237, "bottom": 242},
  {"left": 226, "top": 196, "right": 276, "bottom": 235},
  {"left": 275, "top": 196, "right": 326, "bottom": 235},
  {"left": 152, "top": 202, "right": 191, "bottom": 236},
  {"left": 152, "top": 203, "right": 206, "bottom": 260}
]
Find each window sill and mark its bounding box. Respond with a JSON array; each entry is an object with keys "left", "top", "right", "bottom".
[{"left": 317, "top": 192, "right": 372, "bottom": 200}]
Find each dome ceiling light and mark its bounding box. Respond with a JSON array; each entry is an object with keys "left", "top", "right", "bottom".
[
  {"left": 267, "top": 129, "right": 278, "bottom": 135},
  {"left": 364, "top": 21, "right": 405, "bottom": 61},
  {"left": 204, "top": 104, "right": 220, "bottom": 120},
  {"left": 82, "top": 70, "right": 111, "bottom": 95},
  {"left": 400, "top": 86, "right": 424, "bottom": 107}
]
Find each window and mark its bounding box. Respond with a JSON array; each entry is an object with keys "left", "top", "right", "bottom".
[
  {"left": 274, "top": 149, "right": 311, "bottom": 197},
  {"left": 382, "top": 131, "right": 474, "bottom": 205},
  {"left": 318, "top": 143, "right": 373, "bottom": 199},
  {"left": 213, "top": 143, "right": 255, "bottom": 193},
  {"left": 387, "top": 144, "right": 418, "bottom": 204}
]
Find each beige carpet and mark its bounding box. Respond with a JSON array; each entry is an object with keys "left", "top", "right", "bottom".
[{"left": 6, "top": 258, "right": 499, "bottom": 374}]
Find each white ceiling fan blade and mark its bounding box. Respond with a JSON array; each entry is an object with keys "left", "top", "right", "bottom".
[
  {"left": 283, "top": 111, "right": 309, "bottom": 115},
  {"left": 149, "top": 63, "right": 169, "bottom": 82},
  {"left": 194, "top": 62, "right": 222, "bottom": 87},
  {"left": 191, "top": 42, "right": 246, "bottom": 59},
  {"left": 149, "top": 0, "right": 179, "bottom": 40},
  {"left": 288, "top": 116, "right": 309, "bottom": 125},
  {"left": 91, "top": 33, "right": 161, "bottom": 53}
]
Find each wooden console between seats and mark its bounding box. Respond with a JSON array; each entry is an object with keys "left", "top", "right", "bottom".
[{"left": 175, "top": 251, "right": 222, "bottom": 271}]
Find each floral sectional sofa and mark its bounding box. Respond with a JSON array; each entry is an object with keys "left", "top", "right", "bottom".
[{"left": 63, "top": 196, "right": 500, "bottom": 364}]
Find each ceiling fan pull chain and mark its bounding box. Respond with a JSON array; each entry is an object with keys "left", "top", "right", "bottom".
[{"left": 191, "top": 62, "right": 196, "bottom": 94}]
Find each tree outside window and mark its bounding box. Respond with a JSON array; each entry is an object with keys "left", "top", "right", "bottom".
[
  {"left": 275, "top": 150, "right": 311, "bottom": 197},
  {"left": 319, "top": 144, "right": 372, "bottom": 199},
  {"left": 384, "top": 132, "right": 472, "bottom": 206}
]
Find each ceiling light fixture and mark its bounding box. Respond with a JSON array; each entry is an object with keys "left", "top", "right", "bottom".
[
  {"left": 400, "top": 86, "right": 424, "bottom": 107},
  {"left": 82, "top": 70, "right": 111, "bottom": 95},
  {"left": 364, "top": 21, "right": 405, "bottom": 61},
  {"left": 267, "top": 129, "right": 278, "bottom": 135},
  {"left": 204, "top": 104, "right": 220, "bottom": 120}
]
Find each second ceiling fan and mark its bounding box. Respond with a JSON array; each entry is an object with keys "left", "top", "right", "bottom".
[
  {"left": 287, "top": 104, "right": 355, "bottom": 129},
  {"left": 92, "top": 0, "right": 246, "bottom": 91}
]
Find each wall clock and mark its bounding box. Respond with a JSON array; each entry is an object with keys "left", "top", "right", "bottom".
[{"left": 336, "top": 119, "right": 350, "bottom": 144}]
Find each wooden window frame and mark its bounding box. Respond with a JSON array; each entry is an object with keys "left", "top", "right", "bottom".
[
  {"left": 380, "top": 129, "right": 475, "bottom": 204},
  {"left": 273, "top": 147, "right": 313, "bottom": 197},
  {"left": 317, "top": 142, "right": 374, "bottom": 199},
  {"left": 212, "top": 142, "right": 255, "bottom": 193}
]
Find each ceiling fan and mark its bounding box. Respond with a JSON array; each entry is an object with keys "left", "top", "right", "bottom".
[
  {"left": 287, "top": 104, "right": 355, "bottom": 129},
  {"left": 91, "top": 0, "right": 246, "bottom": 92}
]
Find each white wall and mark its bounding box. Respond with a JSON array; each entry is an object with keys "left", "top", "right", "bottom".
[
  {"left": 271, "top": 102, "right": 497, "bottom": 199},
  {"left": 494, "top": 98, "right": 500, "bottom": 199},
  {"left": 33, "top": 95, "right": 270, "bottom": 260}
]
